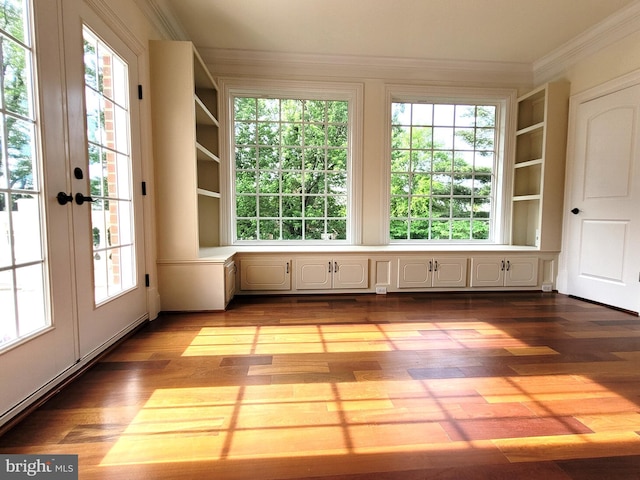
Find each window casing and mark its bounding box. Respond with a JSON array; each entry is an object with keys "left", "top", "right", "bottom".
[
  {"left": 227, "top": 82, "right": 362, "bottom": 244},
  {"left": 388, "top": 88, "right": 510, "bottom": 244}
]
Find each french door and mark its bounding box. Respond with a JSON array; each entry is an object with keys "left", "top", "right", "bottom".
[
  {"left": 0, "top": 0, "right": 147, "bottom": 422},
  {"left": 65, "top": 5, "right": 147, "bottom": 357}
]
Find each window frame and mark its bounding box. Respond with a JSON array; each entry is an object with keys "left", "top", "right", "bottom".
[
  {"left": 385, "top": 85, "right": 516, "bottom": 245},
  {"left": 220, "top": 79, "right": 363, "bottom": 245}
]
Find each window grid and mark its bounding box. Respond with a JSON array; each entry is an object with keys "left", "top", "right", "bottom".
[
  {"left": 234, "top": 97, "right": 348, "bottom": 241},
  {"left": 0, "top": 0, "right": 49, "bottom": 349},
  {"left": 390, "top": 102, "right": 496, "bottom": 241}
]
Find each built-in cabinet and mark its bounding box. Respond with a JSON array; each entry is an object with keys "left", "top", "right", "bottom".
[
  {"left": 240, "top": 258, "right": 291, "bottom": 291},
  {"left": 470, "top": 256, "right": 539, "bottom": 287},
  {"left": 511, "top": 81, "right": 569, "bottom": 249},
  {"left": 150, "top": 41, "right": 231, "bottom": 310},
  {"left": 296, "top": 257, "right": 369, "bottom": 290},
  {"left": 150, "top": 40, "right": 221, "bottom": 257},
  {"left": 397, "top": 257, "right": 467, "bottom": 288},
  {"left": 149, "top": 50, "right": 566, "bottom": 309}
]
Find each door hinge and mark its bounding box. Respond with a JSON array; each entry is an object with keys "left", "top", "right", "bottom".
[
  {"left": 138, "top": 84, "right": 143, "bottom": 100},
  {"left": 145, "top": 274, "right": 150, "bottom": 287},
  {"left": 141, "top": 181, "right": 147, "bottom": 196}
]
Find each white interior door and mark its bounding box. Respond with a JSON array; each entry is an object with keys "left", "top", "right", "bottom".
[
  {"left": 565, "top": 82, "right": 640, "bottom": 313},
  {"left": 65, "top": 4, "right": 147, "bottom": 358}
]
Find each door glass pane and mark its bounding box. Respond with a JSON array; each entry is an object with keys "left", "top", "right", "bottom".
[
  {"left": 0, "top": 0, "right": 48, "bottom": 350},
  {"left": 83, "top": 26, "right": 136, "bottom": 305}
]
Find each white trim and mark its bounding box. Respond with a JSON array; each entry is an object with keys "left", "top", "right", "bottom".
[
  {"left": 202, "top": 48, "right": 532, "bottom": 87},
  {"left": 219, "top": 78, "right": 364, "bottom": 245},
  {"left": 135, "top": 0, "right": 640, "bottom": 87},
  {"left": 84, "top": 0, "right": 145, "bottom": 54},
  {"left": 534, "top": 1, "right": 640, "bottom": 84},
  {"left": 131, "top": 0, "right": 188, "bottom": 40}
]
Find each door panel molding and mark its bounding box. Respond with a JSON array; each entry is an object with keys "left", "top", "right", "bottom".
[{"left": 559, "top": 68, "right": 640, "bottom": 313}]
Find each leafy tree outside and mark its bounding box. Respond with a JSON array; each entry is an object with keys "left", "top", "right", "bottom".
[
  {"left": 390, "top": 102, "right": 496, "bottom": 241},
  {"left": 0, "top": 0, "right": 36, "bottom": 213},
  {"left": 234, "top": 97, "right": 349, "bottom": 241}
]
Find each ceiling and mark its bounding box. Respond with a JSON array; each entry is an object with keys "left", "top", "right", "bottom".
[{"left": 157, "top": 0, "right": 638, "bottom": 65}]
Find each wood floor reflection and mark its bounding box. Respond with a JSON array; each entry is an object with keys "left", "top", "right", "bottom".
[{"left": 2, "top": 292, "right": 640, "bottom": 479}]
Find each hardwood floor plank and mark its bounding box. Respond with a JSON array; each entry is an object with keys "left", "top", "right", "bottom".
[{"left": 2, "top": 292, "right": 640, "bottom": 479}]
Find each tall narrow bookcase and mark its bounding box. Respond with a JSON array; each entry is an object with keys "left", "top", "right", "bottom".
[
  {"left": 512, "top": 81, "right": 569, "bottom": 250},
  {"left": 150, "top": 40, "right": 234, "bottom": 311},
  {"left": 150, "top": 40, "right": 220, "bottom": 258}
]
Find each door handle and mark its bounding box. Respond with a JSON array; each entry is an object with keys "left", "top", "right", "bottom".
[
  {"left": 571, "top": 207, "right": 580, "bottom": 215},
  {"left": 75, "top": 193, "right": 95, "bottom": 205},
  {"left": 56, "top": 192, "right": 73, "bottom": 205}
]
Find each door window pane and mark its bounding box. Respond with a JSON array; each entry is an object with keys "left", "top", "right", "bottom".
[
  {"left": 0, "top": 0, "right": 48, "bottom": 350},
  {"left": 83, "top": 26, "right": 136, "bottom": 305}
]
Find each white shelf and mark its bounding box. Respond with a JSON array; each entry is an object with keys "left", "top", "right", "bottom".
[
  {"left": 195, "top": 96, "right": 218, "bottom": 126},
  {"left": 516, "top": 122, "right": 544, "bottom": 136},
  {"left": 511, "top": 81, "right": 569, "bottom": 250},
  {"left": 512, "top": 194, "right": 541, "bottom": 202},
  {"left": 197, "top": 188, "right": 221, "bottom": 198},
  {"left": 514, "top": 159, "right": 543, "bottom": 169},
  {"left": 196, "top": 142, "right": 220, "bottom": 163}
]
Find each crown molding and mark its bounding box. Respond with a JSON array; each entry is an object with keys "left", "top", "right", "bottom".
[
  {"left": 200, "top": 48, "right": 533, "bottom": 87},
  {"left": 84, "top": 0, "right": 146, "bottom": 53},
  {"left": 534, "top": 0, "right": 640, "bottom": 84},
  {"left": 132, "top": 0, "right": 189, "bottom": 40}
]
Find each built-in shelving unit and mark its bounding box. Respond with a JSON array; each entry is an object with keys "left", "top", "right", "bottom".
[
  {"left": 150, "top": 40, "right": 221, "bottom": 255},
  {"left": 511, "top": 81, "right": 569, "bottom": 250},
  {"left": 150, "top": 40, "right": 234, "bottom": 311}
]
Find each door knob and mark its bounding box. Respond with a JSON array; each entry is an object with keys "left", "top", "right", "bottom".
[
  {"left": 75, "top": 193, "right": 95, "bottom": 205},
  {"left": 56, "top": 192, "right": 73, "bottom": 205},
  {"left": 571, "top": 207, "right": 580, "bottom": 215}
]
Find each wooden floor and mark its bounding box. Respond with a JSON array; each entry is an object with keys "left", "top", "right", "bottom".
[{"left": 2, "top": 292, "right": 640, "bottom": 479}]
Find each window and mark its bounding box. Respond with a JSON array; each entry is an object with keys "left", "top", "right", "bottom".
[
  {"left": 390, "top": 100, "right": 500, "bottom": 242},
  {"left": 83, "top": 26, "right": 137, "bottom": 304},
  {"left": 0, "top": 0, "right": 47, "bottom": 347},
  {"left": 233, "top": 94, "right": 353, "bottom": 242}
]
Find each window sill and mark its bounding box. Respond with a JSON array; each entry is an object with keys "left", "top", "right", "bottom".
[{"left": 189, "top": 243, "right": 554, "bottom": 263}]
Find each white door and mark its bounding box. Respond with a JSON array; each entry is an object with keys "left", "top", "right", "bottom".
[
  {"left": 0, "top": 0, "right": 78, "bottom": 420},
  {"left": 64, "top": 4, "right": 147, "bottom": 357},
  {"left": 565, "top": 82, "right": 640, "bottom": 312},
  {"left": 1, "top": 0, "right": 148, "bottom": 423}
]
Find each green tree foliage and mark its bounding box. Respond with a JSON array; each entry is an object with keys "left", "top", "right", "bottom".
[
  {"left": 390, "top": 103, "right": 495, "bottom": 241},
  {"left": 234, "top": 97, "right": 348, "bottom": 241},
  {"left": 0, "top": 0, "right": 34, "bottom": 212}
]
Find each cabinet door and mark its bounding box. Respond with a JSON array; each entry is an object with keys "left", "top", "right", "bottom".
[
  {"left": 432, "top": 257, "right": 468, "bottom": 288},
  {"left": 505, "top": 257, "right": 539, "bottom": 287},
  {"left": 240, "top": 259, "right": 291, "bottom": 291},
  {"left": 296, "top": 257, "right": 332, "bottom": 290},
  {"left": 397, "top": 257, "right": 432, "bottom": 288},
  {"left": 333, "top": 257, "right": 369, "bottom": 289},
  {"left": 224, "top": 261, "right": 236, "bottom": 304},
  {"left": 470, "top": 257, "right": 505, "bottom": 287}
]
